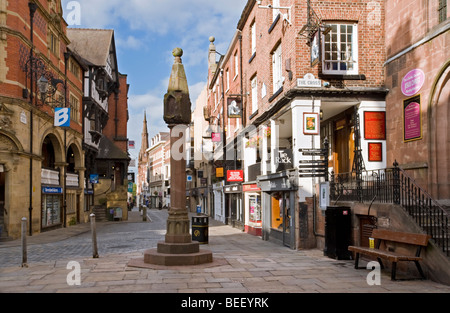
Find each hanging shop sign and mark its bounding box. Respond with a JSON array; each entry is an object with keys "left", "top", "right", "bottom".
[
  {"left": 403, "top": 95, "right": 422, "bottom": 142},
  {"left": 227, "top": 97, "right": 242, "bottom": 118},
  {"left": 227, "top": 170, "right": 244, "bottom": 182},
  {"left": 54, "top": 107, "right": 71, "bottom": 127},
  {"left": 310, "top": 30, "right": 321, "bottom": 67},
  {"left": 89, "top": 174, "right": 99, "bottom": 184},
  {"left": 211, "top": 132, "right": 221, "bottom": 142},
  {"left": 216, "top": 167, "right": 224, "bottom": 178},
  {"left": 401, "top": 69, "right": 425, "bottom": 97},
  {"left": 275, "top": 148, "right": 293, "bottom": 172}
]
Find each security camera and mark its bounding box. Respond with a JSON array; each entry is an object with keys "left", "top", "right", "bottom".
[{"left": 268, "top": 4, "right": 272, "bottom": 8}]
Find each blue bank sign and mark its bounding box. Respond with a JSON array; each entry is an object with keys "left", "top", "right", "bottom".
[{"left": 42, "top": 186, "right": 63, "bottom": 194}]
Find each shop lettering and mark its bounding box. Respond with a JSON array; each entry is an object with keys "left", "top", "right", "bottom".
[{"left": 276, "top": 153, "right": 292, "bottom": 164}]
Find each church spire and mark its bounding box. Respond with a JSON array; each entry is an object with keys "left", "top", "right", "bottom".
[{"left": 139, "top": 111, "right": 149, "bottom": 162}]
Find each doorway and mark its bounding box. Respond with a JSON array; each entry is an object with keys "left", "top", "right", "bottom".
[
  {"left": 271, "top": 192, "right": 292, "bottom": 248},
  {"left": 333, "top": 111, "right": 355, "bottom": 174}
]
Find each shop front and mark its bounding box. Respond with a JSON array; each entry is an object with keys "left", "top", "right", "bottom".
[
  {"left": 257, "top": 171, "right": 297, "bottom": 249},
  {"left": 224, "top": 183, "right": 243, "bottom": 230},
  {"left": 41, "top": 186, "right": 63, "bottom": 229},
  {"left": 243, "top": 183, "right": 262, "bottom": 236}
]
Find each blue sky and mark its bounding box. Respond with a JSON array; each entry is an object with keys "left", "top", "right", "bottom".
[{"left": 61, "top": 0, "right": 247, "bottom": 172}]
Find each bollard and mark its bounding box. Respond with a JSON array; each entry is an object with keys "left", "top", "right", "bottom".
[
  {"left": 90, "top": 213, "right": 99, "bottom": 258},
  {"left": 143, "top": 205, "right": 147, "bottom": 222},
  {"left": 21, "top": 217, "right": 28, "bottom": 267}
]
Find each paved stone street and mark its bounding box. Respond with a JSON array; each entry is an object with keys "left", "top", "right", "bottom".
[{"left": 0, "top": 208, "right": 449, "bottom": 294}]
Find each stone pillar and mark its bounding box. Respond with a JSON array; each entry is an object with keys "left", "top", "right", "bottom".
[{"left": 144, "top": 48, "right": 212, "bottom": 266}]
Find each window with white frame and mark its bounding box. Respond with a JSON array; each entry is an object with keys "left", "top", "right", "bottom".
[
  {"left": 272, "top": 43, "right": 283, "bottom": 93},
  {"left": 322, "top": 23, "right": 358, "bottom": 75},
  {"left": 251, "top": 76, "right": 258, "bottom": 114},
  {"left": 273, "top": 0, "right": 280, "bottom": 21},
  {"left": 251, "top": 21, "right": 256, "bottom": 56},
  {"left": 226, "top": 69, "right": 230, "bottom": 92},
  {"left": 234, "top": 51, "right": 239, "bottom": 79}
]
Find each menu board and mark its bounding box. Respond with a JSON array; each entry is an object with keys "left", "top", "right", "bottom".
[
  {"left": 364, "top": 111, "right": 386, "bottom": 140},
  {"left": 368, "top": 142, "right": 383, "bottom": 162},
  {"left": 403, "top": 95, "right": 422, "bottom": 142}
]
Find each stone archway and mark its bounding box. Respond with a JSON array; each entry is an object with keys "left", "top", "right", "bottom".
[
  {"left": 428, "top": 61, "right": 450, "bottom": 204},
  {"left": 0, "top": 132, "right": 22, "bottom": 238}
]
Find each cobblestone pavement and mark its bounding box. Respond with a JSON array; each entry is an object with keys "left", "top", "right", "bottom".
[{"left": 1, "top": 208, "right": 450, "bottom": 294}]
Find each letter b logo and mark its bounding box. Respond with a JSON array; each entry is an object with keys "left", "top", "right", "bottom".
[{"left": 55, "top": 108, "right": 71, "bottom": 127}]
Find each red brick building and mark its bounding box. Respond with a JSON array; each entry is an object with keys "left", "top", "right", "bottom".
[
  {"left": 385, "top": 0, "right": 449, "bottom": 208},
  {"left": 0, "top": 0, "right": 85, "bottom": 238},
  {"left": 204, "top": 0, "right": 388, "bottom": 249}
]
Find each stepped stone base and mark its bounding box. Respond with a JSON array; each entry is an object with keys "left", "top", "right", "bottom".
[{"left": 144, "top": 241, "right": 213, "bottom": 266}]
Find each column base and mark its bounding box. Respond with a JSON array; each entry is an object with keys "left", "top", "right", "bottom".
[{"left": 143, "top": 243, "right": 213, "bottom": 266}]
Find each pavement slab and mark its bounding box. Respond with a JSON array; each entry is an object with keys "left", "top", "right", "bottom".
[{"left": 0, "top": 208, "right": 449, "bottom": 296}]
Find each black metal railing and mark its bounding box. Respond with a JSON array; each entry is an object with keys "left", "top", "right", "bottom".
[
  {"left": 330, "top": 161, "right": 449, "bottom": 256},
  {"left": 330, "top": 168, "right": 396, "bottom": 204}
]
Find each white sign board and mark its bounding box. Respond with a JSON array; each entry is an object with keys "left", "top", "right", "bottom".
[{"left": 297, "top": 73, "right": 322, "bottom": 88}]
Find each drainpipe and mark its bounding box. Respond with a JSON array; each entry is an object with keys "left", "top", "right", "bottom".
[
  {"left": 63, "top": 51, "right": 70, "bottom": 228},
  {"left": 28, "top": 1, "right": 37, "bottom": 236}
]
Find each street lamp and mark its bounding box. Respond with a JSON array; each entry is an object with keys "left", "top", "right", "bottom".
[{"left": 37, "top": 75, "right": 65, "bottom": 106}]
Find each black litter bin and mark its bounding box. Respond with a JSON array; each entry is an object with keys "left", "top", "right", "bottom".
[
  {"left": 192, "top": 215, "right": 209, "bottom": 244},
  {"left": 324, "top": 206, "right": 352, "bottom": 260}
]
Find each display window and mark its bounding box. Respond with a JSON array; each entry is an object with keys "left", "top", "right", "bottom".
[
  {"left": 248, "top": 193, "right": 261, "bottom": 225},
  {"left": 41, "top": 194, "right": 62, "bottom": 227}
]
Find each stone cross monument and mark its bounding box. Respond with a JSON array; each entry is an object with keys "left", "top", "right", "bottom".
[{"left": 144, "top": 48, "right": 212, "bottom": 266}]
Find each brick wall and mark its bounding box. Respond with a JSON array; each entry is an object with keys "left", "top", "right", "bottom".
[{"left": 207, "top": 0, "right": 386, "bottom": 133}]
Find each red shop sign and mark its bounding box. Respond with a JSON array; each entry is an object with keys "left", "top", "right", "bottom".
[{"left": 227, "top": 170, "right": 244, "bottom": 182}]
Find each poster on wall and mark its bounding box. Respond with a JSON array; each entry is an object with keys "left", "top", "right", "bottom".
[
  {"left": 403, "top": 95, "right": 422, "bottom": 142},
  {"left": 303, "top": 113, "right": 319, "bottom": 135},
  {"left": 368, "top": 142, "right": 383, "bottom": 162},
  {"left": 364, "top": 111, "right": 386, "bottom": 140}
]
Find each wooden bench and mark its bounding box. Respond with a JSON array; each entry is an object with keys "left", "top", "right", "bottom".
[{"left": 348, "top": 229, "right": 431, "bottom": 281}]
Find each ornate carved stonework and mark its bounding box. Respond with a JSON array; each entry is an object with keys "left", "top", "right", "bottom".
[{"left": 0, "top": 103, "right": 13, "bottom": 134}]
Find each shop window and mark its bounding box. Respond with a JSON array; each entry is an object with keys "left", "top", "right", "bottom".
[
  {"left": 322, "top": 23, "right": 358, "bottom": 75},
  {"left": 41, "top": 194, "right": 61, "bottom": 227},
  {"left": 248, "top": 194, "right": 261, "bottom": 224}
]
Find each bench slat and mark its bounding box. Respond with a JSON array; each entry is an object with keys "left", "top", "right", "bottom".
[
  {"left": 371, "top": 229, "right": 430, "bottom": 246},
  {"left": 348, "top": 246, "right": 422, "bottom": 262}
]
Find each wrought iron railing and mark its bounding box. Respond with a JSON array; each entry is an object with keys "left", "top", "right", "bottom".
[{"left": 330, "top": 161, "right": 449, "bottom": 256}]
